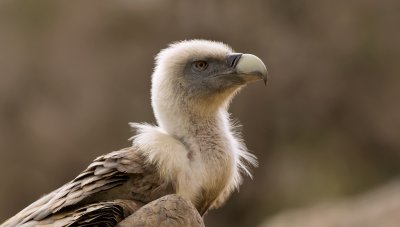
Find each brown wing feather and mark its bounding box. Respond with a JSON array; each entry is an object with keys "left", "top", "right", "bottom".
[
  {"left": 2, "top": 147, "right": 173, "bottom": 226},
  {"left": 15, "top": 200, "right": 142, "bottom": 227},
  {"left": 65, "top": 200, "right": 141, "bottom": 227}
]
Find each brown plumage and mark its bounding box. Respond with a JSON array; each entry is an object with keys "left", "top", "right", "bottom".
[
  {"left": 2, "top": 39, "right": 267, "bottom": 226},
  {"left": 4, "top": 148, "right": 173, "bottom": 226}
]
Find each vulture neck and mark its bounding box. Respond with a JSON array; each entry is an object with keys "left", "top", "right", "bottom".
[
  {"left": 156, "top": 98, "right": 235, "bottom": 159},
  {"left": 158, "top": 103, "right": 235, "bottom": 193},
  {"left": 152, "top": 93, "right": 238, "bottom": 210},
  {"left": 157, "top": 98, "right": 236, "bottom": 182}
]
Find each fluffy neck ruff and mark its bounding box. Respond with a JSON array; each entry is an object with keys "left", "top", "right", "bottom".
[{"left": 131, "top": 105, "right": 256, "bottom": 210}]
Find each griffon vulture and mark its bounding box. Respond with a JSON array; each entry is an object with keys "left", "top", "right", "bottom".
[{"left": 2, "top": 39, "right": 268, "bottom": 226}]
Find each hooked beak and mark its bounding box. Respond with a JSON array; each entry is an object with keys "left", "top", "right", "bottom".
[{"left": 226, "top": 53, "right": 268, "bottom": 85}]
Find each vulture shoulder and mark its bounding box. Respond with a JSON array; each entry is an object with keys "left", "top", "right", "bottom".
[{"left": 117, "top": 194, "right": 204, "bottom": 227}]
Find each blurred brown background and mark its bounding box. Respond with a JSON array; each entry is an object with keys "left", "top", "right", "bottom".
[{"left": 1, "top": 0, "right": 400, "bottom": 226}]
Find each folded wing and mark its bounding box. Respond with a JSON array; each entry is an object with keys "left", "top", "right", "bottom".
[{"left": 3, "top": 147, "right": 174, "bottom": 226}]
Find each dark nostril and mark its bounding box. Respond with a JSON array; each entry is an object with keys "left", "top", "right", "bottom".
[{"left": 226, "top": 53, "right": 243, "bottom": 68}]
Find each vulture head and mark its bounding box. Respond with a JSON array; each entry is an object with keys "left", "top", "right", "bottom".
[{"left": 151, "top": 40, "right": 268, "bottom": 134}]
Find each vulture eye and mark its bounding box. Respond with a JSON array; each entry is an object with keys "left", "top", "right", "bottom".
[{"left": 193, "top": 60, "right": 208, "bottom": 71}]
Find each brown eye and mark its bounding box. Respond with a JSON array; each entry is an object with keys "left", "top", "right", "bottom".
[{"left": 193, "top": 60, "right": 208, "bottom": 71}]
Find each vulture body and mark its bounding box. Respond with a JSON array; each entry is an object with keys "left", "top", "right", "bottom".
[{"left": 2, "top": 40, "right": 267, "bottom": 226}]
